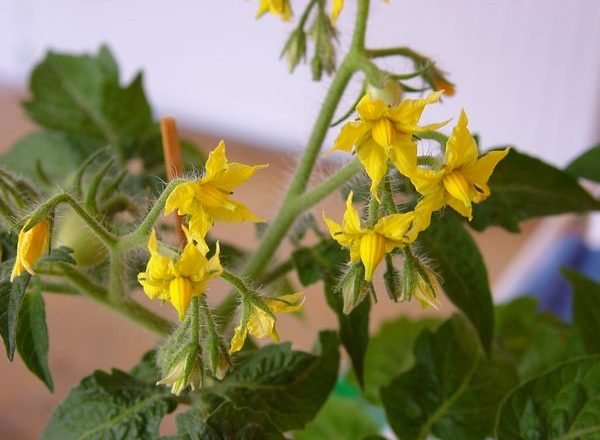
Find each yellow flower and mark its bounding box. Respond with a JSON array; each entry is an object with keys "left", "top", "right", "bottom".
[
  {"left": 165, "top": 141, "right": 267, "bottom": 241},
  {"left": 323, "top": 192, "right": 423, "bottom": 281},
  {"left": 401, "top": 110, "right": 509, "bottom": 220},
  {"left": 229, "top": 292, "right": 304, "bottom": 354},
  {"left": 256, "top": 0, "right": 292, "bottom": 21},
  {"left": 327, "top": 92, "right": 447, "bottom": 198},
  {"left": 10, "top": 219, "right": 50, "bottom": 282},
  {"left": 331, "top": 0, "right": 344, "bottom": 23},
  {"left": 137, "top": 230, "right": 222, "bottom": 320}
]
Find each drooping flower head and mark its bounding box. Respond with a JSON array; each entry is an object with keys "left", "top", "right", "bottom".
[
  {"left": 324, "top": 192, "right": 426, "bottom": 281},
  {"left": 137, "top": 230, "right": 222, "bottom": 319},
  {"left": 229, "top": 292, "right": 304, "bottom": 354},
  {"left": 401, "top": 110, "right": 509, "bottom": 220},
  {"left": 327, "top": 92, "right": 447, "bottom": 198},
  {"left": 256, "top": 0, "right": 292, "bottom": 21},
  {"left": 11, "top": 219, "right": 50, "bottom": 282},
  {"left": 165, "top": 141, "right": 267, "bottom": 241}
]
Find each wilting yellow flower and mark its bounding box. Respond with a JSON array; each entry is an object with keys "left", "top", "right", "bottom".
[
  {"left": 165, "top": 141, "right": 267, "bottom": 241},
  {"left": 401, "top": 110, "right": 509, "bottom": 220},
  {"left": 229, "top": 292, "right": 304, "bottom": 354},
  {"left": 324, "top": 192, "right": 426, "bottom": 281},
  {"left": 331, "top": 0, "right": 344, "bottom": 23},
  {"left": 327, "top": 92, "right": 446, "bottom": 198},
  {"left": 11, "top": 219, "right": 50, "bottom": 282},
  {"left": 256, "top": 0, "right": 292, "bottom": 21},
  {"left": 137, "top": 230, "right": 222, "bottom": 319}
]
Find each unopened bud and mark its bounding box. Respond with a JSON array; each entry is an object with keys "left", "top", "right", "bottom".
[
  {"left": 157, "top": 346, "right": 203, "bottom": 395},
  {"left": 338, "top": 264, "right": 371, "bottom": 314},
  {"left": 281, "top": 29, "right": 307, "bottom": 73},
  {"left": 400, "top": 251, "right": 440, "bottom": 309},
  {"left": 206, "top": 336, "right": 230, "bottom": 380},
  {"left": 367, "top": 78, "right": 403, "bottom": 106}
]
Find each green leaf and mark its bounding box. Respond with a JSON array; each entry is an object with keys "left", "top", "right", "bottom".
[
  {"left": 292, "top": 240, "right": 348, "bottom": 286},
  {"left": 198, "top": 331, "right": 339, "bottom": 434},
  {"left": 1, "top": 131, "right": 100, "bottom": 185},
  {"left": 294, "top": 395, "right": 380, "bottom": 440},
  {"left": 496, "top": 356, "right": 600, "bottom": 440},
  {"left": 0, "top": 274, "right": 31, "bottom": 360},
  {"left": 566, "top": 144, "right": 600, "bottom": 183},
  {"left": 16, "top": 287, "right": 53, "bottom": 390},
  {"left": 470, "top": 149, "right": 600, "bottom": 232},
  {"left": 418, "top": 213, "right": 494, "bottom": 351},
  {"left": 170, "top": 407, "right": 284, "bottom": 440},
  {"left": 41, "top": 368, "right": 177, "bottom": 440},
  {"left": 381, "top": 314, "right": 516, "bottom": 440},
  {"left": 564, "top": 270, "right": 600, "bottom": 354},
  {"left": 325, "top": 279, "right": 370, "bottom": 387},
  {"left": 361, "top": 316, "right": 440, "bottom": 404},
  {"left": 23, "top": 46, "right": 154, "bottom": 161},
  {"left": 130, "top": 350, "right": 161, "bottom": 384},
  {"left": 495, "top": 296, "right": 585, "bottom": 379}
]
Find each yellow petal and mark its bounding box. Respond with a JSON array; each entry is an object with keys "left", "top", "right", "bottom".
[
  {"left": 247, "top": 306, "right": 276, "bottom": 339},
  {"left": 356, "top": 95, "right": 387, "bottom": 121},
  {"left": 404, "top": 166, "right": 445, "bottom": 198},
  {"left": 211, "top": 162, "right": 268, "bottom": 192},
  {"left": 331, "top": 0, "right": 344, "bottom": 23},
  {"left": 209, "top": 199, "right": 264, "bottom": 224},
  {"left": 169, "top": 276, "right": 194, "bottom": 320},
  {"left": 188, "top": 210, "right": 213, "bottom": 241},
  {"left": 443, "top": 171, "right": 472, "bottom": 213},
  {"left": 11, "top": 219, "right": 49, "bottom": 281},
  {"left": 389, "top": 91, "right": 443, "bottom": 131},
  {"left": 265, "top": 292, "right": 305, "bottom": 313},
  {"left": 359, "top": 231, "right": 385, "bottom": 281},
  {"left": 342, "top": 192, "right": 362, "bottom": 235},
  {"left": 175, "top": 241, "right": 208, "bottom": 277},
  {"left": 371, "top": 118, "right": 395, "bottom": 148},
  {"left": 356, "top": 138, "right": 389, "bottom": 199},
  {"left": 461, "top": 148, "right": 510, "bottom": 192},
  {"left": 446, "top": 194, "right": 473, "bottom": 220},
  {"left": 445, "top": 110, "right": 478, "bottom": 169},
  {"left": 374, "top": 211, "right": 416, "bottom": 243},
  {"left": 328, "top": 121, "right": 369, "bottom": 154},
  {"left": 389, "top": 136, "right": 418, "bottom": 176},
  {"left": 229, "top": 324, "right": 247, "bottom": 354},
  {"left": 203, "top": 141, "right": 228, "bottom": 183},
  {"left": 165, "top": 182, "right": 197, "bottom": 216}
]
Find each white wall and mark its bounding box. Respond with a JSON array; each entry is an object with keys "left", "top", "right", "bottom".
[{"left": 1, "top": 0, "right": 599, "bottom": 165}]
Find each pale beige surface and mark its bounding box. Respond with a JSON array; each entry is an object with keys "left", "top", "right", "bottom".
[{"left": 0, "top": 86, "right": 535, "bottom": 438}]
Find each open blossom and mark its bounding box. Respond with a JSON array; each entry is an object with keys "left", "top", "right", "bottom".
[
  {"left": 324, "top": 192, "right": 428, "bottom": 281},
  {"left": 165, "top": 141, "right": 267, "bottom": 241},
  {"left": 327, "top": 92, "right": 447, "bottom": 198},
  {"left": 137, "top": 230, "right": 222, "bottom": 319},
  {"left": 230, "top": 292, "right": 304, "bottom": 354},
  {"left": 401, "top": 110, "right": 509, "bottom": 220},
  {"left": 11, "top": 219, "right": 50, "bottom": 282},
  {"left": 256, "top": 0, "right": 292, "bottom": 21}
]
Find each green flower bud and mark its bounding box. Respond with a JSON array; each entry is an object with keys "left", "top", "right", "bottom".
[
  {"left": 281, "top": 28, "right": 307, "bottom": 73},
  {"left": 338, "top": 263, "right": 372, "bottom": 314},
  {"left": 367, "top": 78, "right": 404, "bottom": 106}
]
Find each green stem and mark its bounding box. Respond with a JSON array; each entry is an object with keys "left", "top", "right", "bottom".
[
  {"left": 119, "top": 178, "right": 185, "bottom": 249},
  {"left": 295, "top": 158, "right": 362, "bottom": 211},
  {"left": 38, "top": 263, "right": 172, "bottom": 336},
  {"left": 26, "top": 193, "right": 117, "bottom": 247},
  {"left": 191, "top": 296, "right": 200, "bottom": 343},
  {"left": 366, "top": 194, "right": 380, "bottom": 227},
  {"left": 382, "top": 176, "right": 398, "bottom": 215},
  {"left": 221, "top": 270, "right": 253, "bottom": 297},
  {"left": 366, "top": 47, "right": 426, "bottom": 61},
  {"left": 215, "top": 0, "right": 373, "bottom": 320},
  {"left": 108, "top": 250, "right": 125, "bottom": 303}
]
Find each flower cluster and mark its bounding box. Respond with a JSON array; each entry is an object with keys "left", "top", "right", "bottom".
[
  {"left": 325, "top": 85, "right": 508, "bottom": 306},
  {"left": 137, "top": 141, "right": 304, "bottom": 356}
]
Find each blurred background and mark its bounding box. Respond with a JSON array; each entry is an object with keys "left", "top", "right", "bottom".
[{"left": 1, "top": 0, "right": 600, "bottom": 438}]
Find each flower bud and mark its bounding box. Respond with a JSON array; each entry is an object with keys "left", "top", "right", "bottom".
[
  {"left": 281, "top": 29, "right": 307, "bottom": 73},
  {"left": 367, "top": 78, "right": 403, "bottom": 106},
  {"left": 401, "top": 251, "right": 440, "bottom": 309},
  {"left": 11, "top": 218, "right": 50, "bottom": 281},
  {"left": 206, "top": 336, "right": 230, "bottom": 380},
  {"left": 157, "top": 346, "right": 203, "bottom": 395},
  {"left": 338, "top": 264, "right": 371, "bottom": 314}
]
